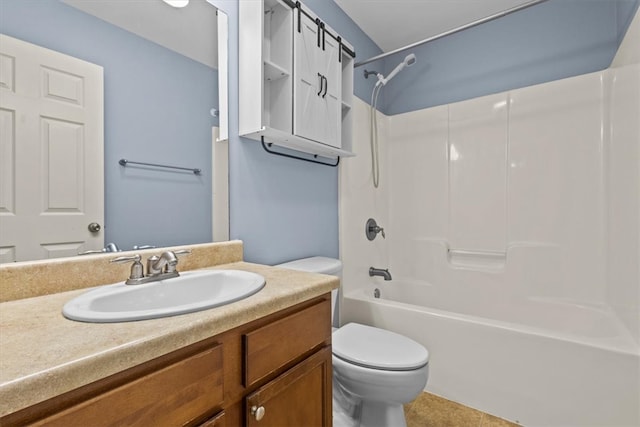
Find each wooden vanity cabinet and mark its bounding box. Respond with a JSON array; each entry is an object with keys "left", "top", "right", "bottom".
[{"left": 1, "top": 295, "right": 332, "bottom": 427}]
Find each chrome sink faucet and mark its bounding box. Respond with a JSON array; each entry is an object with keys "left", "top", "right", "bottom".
[
  {"left": 147, "top": 251, "right": 179, "bottom": 276},
  {"left": 111, "top": 249, "right": 191, "bottom": 285},
  {"left": 369, "top": 267, "right": 392, "bottom": 281}
]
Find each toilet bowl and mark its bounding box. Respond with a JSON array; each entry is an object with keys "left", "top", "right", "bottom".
[{"left": 275, "top": 257, "right": 429, "bottom": 427}]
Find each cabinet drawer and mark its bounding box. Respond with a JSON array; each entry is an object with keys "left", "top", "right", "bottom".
[
  {"left": 244, "top": 298, "right": 331, "bottom": 387},
  {"left": 199, "top": 410, "right": 225, "bottom": 427},
  {"left": 35, "top": 344, "right": 224, "bottom": 427}
]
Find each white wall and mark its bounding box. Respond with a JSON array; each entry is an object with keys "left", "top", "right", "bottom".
[
  {"left": 338, "top": 98, "right": 390, "bottom": 311},
  {"left": 340, "top": 12, "right": 640, "bottom": 341},
  {"left": 611, "top": 8, "right": 640, "bottom": 68},
  {"left": 338, "top": 11, "right": 640, "bottom": 425},
  {"left": 385, "top": 70, "right": 609, "bottom": 306},
  {"left": 606, "top": 11, "right": 640, "bottom": 343}
]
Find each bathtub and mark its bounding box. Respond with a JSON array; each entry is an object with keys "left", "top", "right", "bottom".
[{"left": 341, "top": 282, "right": 640, "bottom": 427}]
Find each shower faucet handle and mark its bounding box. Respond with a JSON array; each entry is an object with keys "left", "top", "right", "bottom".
[{"left": 366, "top": 218, "right": 385, "bottom": 240}]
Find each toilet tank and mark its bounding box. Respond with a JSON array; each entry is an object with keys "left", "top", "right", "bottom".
[
  {"left": 276, "top": 256, "right": 342, "bottom": 277},
  {"left": 275, "top": 257, "right": 342, "bottom": 326}
]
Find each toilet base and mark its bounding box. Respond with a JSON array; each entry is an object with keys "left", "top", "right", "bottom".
[
  {"left": 359, "top": 401, "right": 406, "bottom": 427},
  {"left": 333, "top": 387, "right": 408, "bottom": 427}
]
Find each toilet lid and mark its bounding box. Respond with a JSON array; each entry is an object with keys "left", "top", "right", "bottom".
[{"left": 332, "top": 323, "right": 429, "bottom": 371}]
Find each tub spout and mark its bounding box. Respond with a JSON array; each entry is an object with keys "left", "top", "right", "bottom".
[{"left": 369, "top": 267, "right": 392, "bottom": 281}]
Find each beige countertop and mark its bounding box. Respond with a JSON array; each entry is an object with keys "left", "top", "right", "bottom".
[{"left": 0, "top": 261, "right": 338, "bottom": 417}]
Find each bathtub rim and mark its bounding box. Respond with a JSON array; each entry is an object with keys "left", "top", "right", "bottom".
[{"left": 343, "top": 289, "right": 640, "bottom": 356}]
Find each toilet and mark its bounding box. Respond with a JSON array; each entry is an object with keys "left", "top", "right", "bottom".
[{"left": 276, "top": 257, "right": 429, "bottom": 427}]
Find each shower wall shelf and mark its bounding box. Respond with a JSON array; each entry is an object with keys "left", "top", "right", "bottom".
[
  {"left": 239, "top": 0, "right": 356, "bottom": 160},
  {"left": 447, "top": 248, "right": 507, "bottom": 270}
]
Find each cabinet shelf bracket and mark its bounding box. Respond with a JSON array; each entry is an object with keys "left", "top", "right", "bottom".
[{"left": 261, "top": 137, "right": 340, "bottom": 167}]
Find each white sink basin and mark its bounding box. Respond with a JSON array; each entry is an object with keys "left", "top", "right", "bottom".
[{"left": 62, "top": 269, "right": 266, "bottom": 323}]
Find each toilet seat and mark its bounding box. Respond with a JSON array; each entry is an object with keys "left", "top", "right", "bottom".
[{"left": 333, "top": 323, "right": 429, "bottom": 371}]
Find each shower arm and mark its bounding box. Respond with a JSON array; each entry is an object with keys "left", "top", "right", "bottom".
[{"left": 364, "top": 69, "right": 379, "bottom": 79}]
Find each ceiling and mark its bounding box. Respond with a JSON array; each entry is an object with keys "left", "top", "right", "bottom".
[
  {"left": 61, "top": 0, "right": 543, "bottom": 69},
  {"left": 334, "top": 0, "right": 534, "bottom": 53},
  {"left": 62, "top": 0, "right": 218, "bottom": 69}
]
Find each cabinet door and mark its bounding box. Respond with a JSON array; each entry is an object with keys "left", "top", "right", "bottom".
[
  {"left": 293, "top": 13, "right": 342, "bottom": 149},
  {"left": 246, "top": 347, "right": 332, "bottom": 427},
  {"left": 317, "top": 35, "right": 341, "bottom": 148},
  {"left": 293, "top": 12, "right": 322, "bottom": 144}
]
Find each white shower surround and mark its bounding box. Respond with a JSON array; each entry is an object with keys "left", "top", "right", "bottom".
[{"left": 339, "top": 19, "right": 639, "bottom": 426}]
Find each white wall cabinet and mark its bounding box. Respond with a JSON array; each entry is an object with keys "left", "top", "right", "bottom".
[{"left": 239, "top": 0, "right": 355, "bottom": 159}]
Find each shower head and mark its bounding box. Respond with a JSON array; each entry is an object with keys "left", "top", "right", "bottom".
[
  {"left": 377, "top": 53, "right": 417, "bottom": 86},
  {"left": 404, "top": 53, "right": 417, "bottom": 66}
]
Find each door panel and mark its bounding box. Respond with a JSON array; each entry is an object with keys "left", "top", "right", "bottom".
[
  {"left": 318, "top": 36, "right": 341, "bottom": 148},
  {"left": 293, "top": 13, "right": 321, "bottom": 143},
  {"left": 0, "top": 34, "right": 104, "bottom": 262},
  {"left": 246, "top": 347, "right": 332, "bottom": 427}
]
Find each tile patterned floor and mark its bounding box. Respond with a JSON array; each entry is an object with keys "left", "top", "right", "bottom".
[{"left": 404, "top": 392, "right": 521, "bottom": 427}]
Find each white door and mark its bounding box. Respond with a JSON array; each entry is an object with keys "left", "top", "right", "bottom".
[
  {"left": 0, "top": 34, "right": 104, "bottom": 263},
  {"left": 317, "top": 35, "right": 341, "bottom": 148},
  {"left": 293, "top": 13, "right": 343, "bottom": 148},
  {"left": 293, "top": 12, "right": 322, "bottom": 144}
]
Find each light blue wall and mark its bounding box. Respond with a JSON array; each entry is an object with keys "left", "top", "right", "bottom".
[
  {"left": 222, "top": 0, "right": 382, "bottom": 265},
  {"left": 226, "top": 0, "right": 637, "bottom": 266},
  {"left": 6, "top": 0, "right": 636, "bottom": 264},
  {"left": 1, "top": 0, "right": 218, "bottom": 250},
  {"left": 378, "top": 0, "right": 640, "bottom": 115}
]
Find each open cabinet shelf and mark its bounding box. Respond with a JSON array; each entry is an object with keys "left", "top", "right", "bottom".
[
  {"left": 243, "top": 127, "right": 356, "bottom": 159},
  {"left": 264, "top": 60, "right": 290, "bottom": 82}
]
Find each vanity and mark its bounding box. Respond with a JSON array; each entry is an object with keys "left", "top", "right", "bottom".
[{"left": 0, "top": 241, "right": 338, "bottom": 426}]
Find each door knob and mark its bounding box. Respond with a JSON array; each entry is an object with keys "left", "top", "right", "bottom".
[
  {"left": 88, "top": 222, "right": 101, "bottom": 233},
  {"left": 251, "top": 405, "right": 265, "bottom": 421}
]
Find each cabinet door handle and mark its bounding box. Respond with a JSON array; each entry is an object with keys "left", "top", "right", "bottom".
[
  {"left": 322, "top": 75, "right": 328, "bottom": 98},
  {"left": 317, "top": 72, "right": 323, "bottom": 96},
  {"left": 251, "top": 405, "right": 266, "bottom": 421}
]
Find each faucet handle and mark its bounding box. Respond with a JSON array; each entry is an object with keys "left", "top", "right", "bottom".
[
  {"left": 366, "top": 218, "right": 386, "bottom": 240},
  {"left": 78, "top": 249, "right": 106, "bottom": 255},
  {"left": 111, "top": 254, "right": 144, "bottom": 280},
  {"left": 111, "top": 254, "right": 141, "bottom": 264},
  {"left": 132, "top": 244, "right": 155, "bottom": 250},
  {"left": 173, "top": 249, "right": 192, "bottom": 256}
]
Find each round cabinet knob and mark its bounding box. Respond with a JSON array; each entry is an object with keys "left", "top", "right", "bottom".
[
  {"left": 88, "top": 222, "right": 101, "bottom": 233},
  {"left": 251, "top": 405, "right": 265, "bottom": 421}
]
